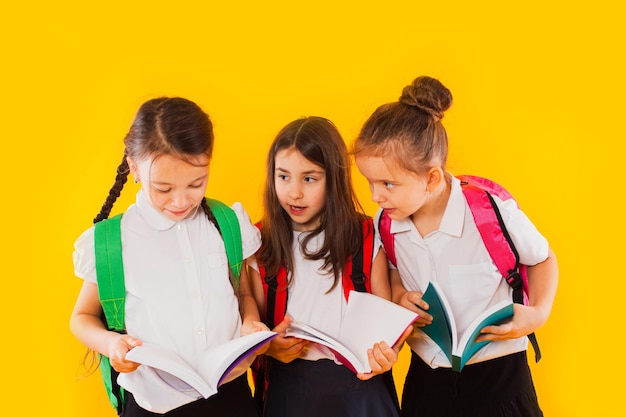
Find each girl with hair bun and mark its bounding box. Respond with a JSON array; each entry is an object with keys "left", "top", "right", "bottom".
[{"left": 353, "top": 76, "right": 558, "bottom": 416}]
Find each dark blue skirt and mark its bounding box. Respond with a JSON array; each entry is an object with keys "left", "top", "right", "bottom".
[
  {"left": 263, "top": 358, "right": 400, "bottom": 417},
  {"left": 401, "top": 351, "right": 543, "bottom": 417},
  {"left": 122, "top": 373, "right": 260, "bottom": 417}
]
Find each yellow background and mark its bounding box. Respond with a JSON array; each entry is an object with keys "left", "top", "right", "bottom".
[{"left": 1, "top": 1, "right": 624, "bottom": 416}]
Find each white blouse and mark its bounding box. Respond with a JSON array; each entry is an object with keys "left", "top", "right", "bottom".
[
  {"left": 73, "top": 190, "right": 261, "bottom": 412},
  {"left": 375, "top": 176, "right": 549, "bottom": 369},
  {"left": 276, "top": 231, "right": 383, "bottom": 362}
]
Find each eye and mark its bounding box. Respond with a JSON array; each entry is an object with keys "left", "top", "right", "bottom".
[
  {"left": 384, "top": 182, "right": 395, "bottom": 189},
  {"left": 189, "top": 183, "right": 203, "bottom": 189},
  {"left": 277, "top": 173, "right": 289, "bottom": 181},
  {"left": 154, "top": 187, "right": 172, "bottom": 193},
  {"left": 304, "top": 176, "right": 317, "bottom": 183}
]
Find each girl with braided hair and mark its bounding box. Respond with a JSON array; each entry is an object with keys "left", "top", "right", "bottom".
[{"left": 70, "top": 97, "right": 266, "bottom": 417}]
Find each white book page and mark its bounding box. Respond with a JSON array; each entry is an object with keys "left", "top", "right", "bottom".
[
  {"left": 126, "top": 343, "right": 213, "bottom": 398},
  {"left": 126, "top": 331, "right": 277, "bottom": 399},
  {"left": 339, "top": 291, "right": 418, "bottom": 370},
  {"left": 456, "top": 299, "right": 513, "bottom": 356},
  {"left": 285, "top": 321, "right": 367, "bottom": 373},
  {"left": 196, "top": 330, "right": 277, "bottom": 388}
]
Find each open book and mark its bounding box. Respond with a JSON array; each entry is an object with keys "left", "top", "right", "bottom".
[
  {"left": 285, "top": 291, "right": 418, "bottom": 374},
  {"left": 125, "top": 330, "right": 277, "bottom": 399},
  {"left": 421, "top": 281, "right": 514, "bottom": 372}
]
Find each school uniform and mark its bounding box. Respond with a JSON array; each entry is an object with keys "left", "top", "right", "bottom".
[
  {"left": 73, "top": 190, "right": 262, "bottom": 416},
  {"left": 375, "top": 176, "right": 548, "bottom": 417},
  {"left": 256, "top": 230, "right": 400, "bottom": 417}
]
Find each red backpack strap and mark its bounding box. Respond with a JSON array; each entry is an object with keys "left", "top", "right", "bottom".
[
  {"left": 262, "top": 266, "right": 288, "bottom": 330},
  {"left": 342, "top": 218, "right": 374, "bottom": 298},
  {"left": 255, "top": 223, "right": 289, "bottom": 329},
  {"left": 378, "top": 211, "right": 396, "bottom": 267}
]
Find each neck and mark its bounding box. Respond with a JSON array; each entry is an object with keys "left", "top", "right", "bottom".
[{"left": 411, "top": 176, "right": 451, "bottom": 237}]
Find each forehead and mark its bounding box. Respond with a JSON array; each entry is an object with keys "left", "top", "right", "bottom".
[
  {"left": 356, "top": 154, "right": 406, "bottom": 177},
  {"left": 137, "top": 153, "right": 210, "bottom": 167},
  {"left": 275, "top": 148, "right": 323, "bottom": 171},
  {"left": 137, "top": 153, "right": 209, "bottom": 179}
]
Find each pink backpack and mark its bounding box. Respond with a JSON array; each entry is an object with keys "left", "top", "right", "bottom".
[{"left": 378, "top": 174, "right": 541, "bottom": 362}]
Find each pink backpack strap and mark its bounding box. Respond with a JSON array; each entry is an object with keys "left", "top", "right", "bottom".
[
  {"left": 461, "top": 184, "right": 520, "bottom": 285},
  {"left": 378, "top": 211, "right": 396, "bottom": 267},
  {"left": 457, "top": 175, "right": 516, "bottom": 204},
  {"left": 461, "top": 180, "right": 541, "bottom": 362}
]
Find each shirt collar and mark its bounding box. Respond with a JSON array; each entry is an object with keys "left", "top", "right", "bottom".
[
  {"left": 135, "top": 189, "right": 201, "bottom": 231},
  {"left": 438, "top": 176, "right": 465, "bottom": 238},
  {"left": 388, "top": 175, "right": 466, "bottom": 238}
]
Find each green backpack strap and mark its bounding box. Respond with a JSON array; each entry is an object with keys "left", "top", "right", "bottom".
[
  {"left": 94, "top": 214, "right": 126, "bottom": 331},
  {"left": 94, "top": 213, "right": 126, "bottom": 414},
  {"left": 207, "top": 198, "right": 243, "bottom": 289}
]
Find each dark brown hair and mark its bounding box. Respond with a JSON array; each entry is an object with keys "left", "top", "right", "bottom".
[
  {"left": 84, "top": 98, "right": 219, "bottom": 375},
  {"left": 353, "top": 76, "right": 453, "bottom": 174},
  {"left": 93, "top": 97, "right": 214, "bottom": 223},
  {"left": 258, "top": 116, "right": 367, "bottom": 290}
]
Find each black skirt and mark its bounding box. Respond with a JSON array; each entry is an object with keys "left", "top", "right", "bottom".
[
  {"left": 401, "top": 350, "right": 543, "bottom": 417},
  {"left": 122, "top": 373, "right": 260, "bottom": 417},
  {"left": 263, "top": 358, "right": 400, "bottom": 417}
]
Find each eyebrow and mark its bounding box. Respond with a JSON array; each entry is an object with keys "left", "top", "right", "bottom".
[{"left": 275, "top": 167, "right": 324, "bottom": 175}]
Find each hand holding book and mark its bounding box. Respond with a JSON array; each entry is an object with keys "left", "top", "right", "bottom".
[
  {"left": 264, "top": 315, "right": 311, "bottom": 364},
  {"left": 124, "top": 330, "right": 278, "bottom": 410},
  {"left": 420, "top": 281, "right": 514, "bottom": 372}
]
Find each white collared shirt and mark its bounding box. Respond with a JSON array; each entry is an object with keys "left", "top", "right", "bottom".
[
  {"left": 73, "top": 190, "right": 261, "bottom": 411},
  {"left": 251, "top": 230, "right": 383, "bottom": 362},
  {"left": 374, "top": 176, "right": 549, "bottom": 369}
]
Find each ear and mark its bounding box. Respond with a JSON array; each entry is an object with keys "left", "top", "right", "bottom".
[
  {"left": 426, "top": 166, "right": 444, "bottom": 191},
  {"left": 126, "top": 156, "right": 139, "bottom": 182}
]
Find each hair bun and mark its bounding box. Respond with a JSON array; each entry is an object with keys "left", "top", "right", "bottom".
[{"left": 400, "top": 76, "right": 453, "bottom": 121}]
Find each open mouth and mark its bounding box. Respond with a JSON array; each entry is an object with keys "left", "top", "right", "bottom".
[{"left": 289, "top": 205, "right": 306, "bottom": 215}]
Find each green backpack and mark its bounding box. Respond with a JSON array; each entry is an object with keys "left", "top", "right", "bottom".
[{"left": 93, "top": 198, "right": 243, "bottom": 414}]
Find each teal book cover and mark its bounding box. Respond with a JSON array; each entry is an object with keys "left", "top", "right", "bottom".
[{"left": 420, "top": 281, "right": 514, "bottom": 372}]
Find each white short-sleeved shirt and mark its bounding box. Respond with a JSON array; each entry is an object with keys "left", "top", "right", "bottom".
[
  {"left": 374, "top": 176, "right": 549, "bottom": 369},
  {"left": 73, "top": 190, "right": 261, "bottom": 412},
  {"left": 253, "top": 230, "right": 383, "bottom": 363}
]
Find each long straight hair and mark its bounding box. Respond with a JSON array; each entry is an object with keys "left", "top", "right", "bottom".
[{"left": 258, "top": 116, "right": 367, "bottom": 290}]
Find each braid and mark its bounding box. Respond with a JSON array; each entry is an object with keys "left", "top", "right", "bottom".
[
  {"left": 93, "top": 156, "right": 130, "bottom": 224},
  {"left": 201, "top": 197, "right": 221, "bottom": 233}
]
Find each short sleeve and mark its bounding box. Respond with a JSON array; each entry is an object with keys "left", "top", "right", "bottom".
[
  {"left": 72, "top": 226, "right": 97, "bottom": 283},
  {"left": 231, "top": 202, "right": 261, "bottom": 260}
]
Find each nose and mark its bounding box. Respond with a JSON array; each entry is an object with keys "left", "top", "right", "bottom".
[
  {"left": 170, "top": 190, "right": 190, "bottom": 208},
  {"left": 288, "top": 183, "right": 303, "bottom": 200},
  {"left": 370, "top": 185, "right": 385, "bottom": 204}
]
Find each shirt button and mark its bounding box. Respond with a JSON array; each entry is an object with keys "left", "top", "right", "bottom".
[
  {"left": 196, "top": 327, "right": 204, "bottom": 335},
  {"left": 177, "top": 224, "right": 183, "bottom": 230},
  {"left": 185, "top": 256, "right": 191, "bottom": 263}
]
